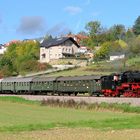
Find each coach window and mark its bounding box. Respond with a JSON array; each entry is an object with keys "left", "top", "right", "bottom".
[
  {"left": 86, "top": 80, "right": 89, "bottom": 85},
  {"left": 83, "top": 81, "right": 85, "bottom": 86}
]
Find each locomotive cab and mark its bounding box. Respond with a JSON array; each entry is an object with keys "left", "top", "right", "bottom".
[
  {"left": 101, "top": 73, "right": 119, "bottom": 90},
  {"left": 100, "top": 73, "right": 121, "bottom": 97}
]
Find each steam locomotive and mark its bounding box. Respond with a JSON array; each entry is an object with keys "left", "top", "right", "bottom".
[
  {"left": 101, "top": 71, "right": 140, "bottom": 97},
  {"left": 0, "top": 71, "right": 140, "bottom": 97}
]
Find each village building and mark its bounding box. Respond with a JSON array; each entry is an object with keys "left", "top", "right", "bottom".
[
  {"left": 78, "top": 46, "right": 88, "bottom": 54},
  {"left": 40, "top": 37, "right": 80, "bottom": 63},
  {"left": 66, "top": 34, "right": 88, "bottom": 44},
  {"left": 0, "top": 44, "right": 6, "bottom": 55},
  {"left": 110, "top": 53, "right": 125, "bottom": 61}
]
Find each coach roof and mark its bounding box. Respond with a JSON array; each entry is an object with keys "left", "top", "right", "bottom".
[
  {"left": 2, "top": 77, "right": 33, "bottom": 82},
  {"left": 32, "top": 76, "right": 58, "bottom": 82},
  {"left": 57, "top": 75, "right": 101, "bottom": 81}
]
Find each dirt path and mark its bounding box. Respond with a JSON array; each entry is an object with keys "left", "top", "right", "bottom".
[{"left": 0, "top": 129, "right": 139, "bottom": 140}]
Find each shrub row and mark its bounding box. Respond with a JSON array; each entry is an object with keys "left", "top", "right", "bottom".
[{"left": 41, "top": 98, "right": 140, "bottom": 113}]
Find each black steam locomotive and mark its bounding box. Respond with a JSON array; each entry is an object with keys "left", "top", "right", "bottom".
[{"left": 101, "top": 71, "right": 140, "bottom": 97}]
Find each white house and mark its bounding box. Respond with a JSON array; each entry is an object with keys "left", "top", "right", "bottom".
[
  {"left": 40, "top": 37, "right": 80, "bottom": 63},
  {"left": 110, "top": 53, "right": 125, "bottom": 61},
  {"left": 0, "top": 44, "right": 6, "bottom": 55},
  {"left": 78, "top": 46, "right": 88, "bottom": 54}
]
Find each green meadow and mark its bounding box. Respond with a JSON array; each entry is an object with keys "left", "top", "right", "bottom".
[{"left": 0, "top": 96, "right": 139, "bottom": 132}]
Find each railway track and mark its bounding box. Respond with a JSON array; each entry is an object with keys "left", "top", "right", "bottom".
[{"left": 0, "top": 94, "right": 140, "bottom": 106}]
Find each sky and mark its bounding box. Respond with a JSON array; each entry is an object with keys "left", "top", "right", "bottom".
[{"left": 0, "top": 0, "right": 140, "bottom": 44}]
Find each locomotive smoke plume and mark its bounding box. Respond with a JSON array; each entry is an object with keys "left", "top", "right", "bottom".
[
  {"left": 46, "top": 23, "right": 71, "bottom": 37},
  {"left": 17, "top": 16, "right": 46, "bottom": 35}
]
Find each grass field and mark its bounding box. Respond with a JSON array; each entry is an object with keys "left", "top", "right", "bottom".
[{"left": 0, "top": 96, "right": 139, "bottom": 139}]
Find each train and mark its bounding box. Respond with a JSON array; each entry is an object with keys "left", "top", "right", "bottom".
[{"left": 0, "top": 71, "right": 140, "bottom": 97}]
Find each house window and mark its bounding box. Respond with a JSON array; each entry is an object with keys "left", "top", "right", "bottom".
[
  {"left": 42, "top": 53, "right": 46, "bottom": 58},
  {"left": 58, "top": 48, "right": 61, "bottom": 52},
  {"left": 42, "top": 48, "right": 45, "bottom": 52},
  {"left": 50, "top": 54, "right": 53, "bottom": 58},
  {"left": 49, "top": 48, "right": 52, "bottom": 52}
]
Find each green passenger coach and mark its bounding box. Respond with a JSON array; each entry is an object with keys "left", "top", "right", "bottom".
[{"left": 56, "top": 75, "right": 101, "bottom": 96}]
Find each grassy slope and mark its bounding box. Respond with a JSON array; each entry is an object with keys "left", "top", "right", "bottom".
[
  {"left": 47, "top": 67, "right": 111, "bottom": 77},
  {"left": 0, "top": 97, "right": 139, "bottom": 132},
  {"left": 46, "top": 56, "right": 140, "bottom": 77}
]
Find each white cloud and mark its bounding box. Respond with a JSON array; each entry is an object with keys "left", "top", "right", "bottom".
[
  {"left": 64, "top": 6, "right": 82, "bottom": 15},
  {"left": 46, "top": 23, "right": 71, "bottom": 37}
]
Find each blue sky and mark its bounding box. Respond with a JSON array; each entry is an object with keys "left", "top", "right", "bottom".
[{"left": 0, "top": 0, "right": 140, "bottom": 43}]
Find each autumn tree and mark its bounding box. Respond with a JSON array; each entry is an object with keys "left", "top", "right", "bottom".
[
  {"left": 95, "top": 41, "right": 127, "bottom": 60},
  {"left": 0, "top": 40, "right": 46, "bottom": 76}
]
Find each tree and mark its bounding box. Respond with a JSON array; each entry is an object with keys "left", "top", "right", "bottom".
[
  {"left": 85, "top": 21, "right": 101, "bottom": 37},
  {"left": 44, "top": 35, "right": 53, "bottom": 42},
  {"left": 128, "top": 36, "right": 140, "bottom": 55},
  {"left": 133, "top": 16, "right": 140, "bottom": 35},
  {"left": 125, "top": 28, "right": 135, "bottom": 41},
  {"left": 95, "top": 41, "right": 126, "bottom": 60},
  {"left": 109, "top": 24, "right": 126, "bottom": 40},
  {"left": 0, "top": 40, "right": 42, "bottom": 76},
  {"left": 78, "top": 31, "right": 87, "bottom": 36}
]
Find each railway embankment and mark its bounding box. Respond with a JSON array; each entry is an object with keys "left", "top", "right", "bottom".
[{"left": 0, "top": 95, "right": 140, "bottom": 106}]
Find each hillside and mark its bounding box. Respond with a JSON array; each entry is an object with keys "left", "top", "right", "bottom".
[{"left": 46, "top": 56, "right": 140, "bottom": 77}]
